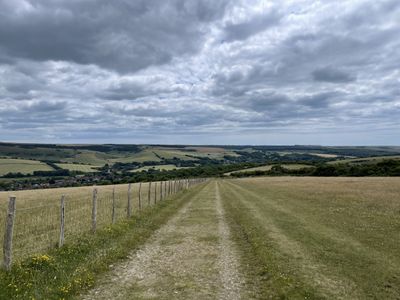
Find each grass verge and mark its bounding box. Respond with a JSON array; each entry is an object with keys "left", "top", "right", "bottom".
[{"left": 0, "top": 184, "right": 205, "bottom": 300}]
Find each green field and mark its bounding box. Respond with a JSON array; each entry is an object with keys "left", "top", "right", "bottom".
[
  {"left": 62, "top": 151, "right": 109, "bottom": 165},
  {"left": 130, "top": 164, "right": 183, "bottom": 172},
  {"left": 0, "top": 158, "right": 53, "bottom": 175},
  {"left": 225, "top": 163, "right": 312, "bottom": 175},
  {"left": 329, "top": 155, "right": 400, "bottom": 165},
  {"left": 1, "top": 143, "right": 400, "bottom": 181},
  {"left": 108, "top": 149, "right": 162, "bottom": 163},
  {"left": 55, "top": 163, "right": 100, "bottom": 172},
  {"left": 152, "top": 149, "right": 199, "bottom": 161}
]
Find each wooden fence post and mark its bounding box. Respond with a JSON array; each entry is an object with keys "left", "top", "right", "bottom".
[
  {"left": 59, "top": 195, "right": 65, "bottom": 248},
  {"left": 154, "top": 182, "right": 157, "bottom": 204},
  {"left": 92, "top": 187, "right": 97, "bottom": 233},
  {"left": 112, "top": 186, "right": 116, "bottom": 224},
  {"left": 3, "top": 196, "right": 16, "bottom": 271},
  {"left": 127, "top": 183, "right": 132, "bottom": 218},
  {"left": 138, "top": 182, "right": 142, "bottom": 210},
  {"left": 160, "top": 181, "right": 163, "bottom": 201},
  {"left": 148, "top": 182, "right": 152, "bottom": 206}
]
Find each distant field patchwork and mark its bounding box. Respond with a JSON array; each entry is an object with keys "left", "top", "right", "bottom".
[
  {"left": 226, "top": 164, "right": 313, "bottom": 175},
  {"left": 130, "top": 164, "right": 184, "bottom": 172},
  {"left": 55, "top": 163, "right": 100, "bottom": 172},
  {"left": 0, "top": 158, "right": 53, "bottom": 176},
  {"left": 328, "top": 155, "right": 400, "bottom": 165}
]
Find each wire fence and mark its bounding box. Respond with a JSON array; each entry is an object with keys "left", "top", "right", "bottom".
[{"left": 0, "top": 178, "right": 206, "bottom": 270}]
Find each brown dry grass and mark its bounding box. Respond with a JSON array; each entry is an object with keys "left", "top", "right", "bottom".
[
  {"left": 0, "top": 181, "right": 171, "bottom": 262},
  {"left": 219, "top": 176, "right": 400, "bottom": 299}
]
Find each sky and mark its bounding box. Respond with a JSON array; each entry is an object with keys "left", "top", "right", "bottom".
[{"left": 0, "top": 0, "right": 399, "bottom": 145}]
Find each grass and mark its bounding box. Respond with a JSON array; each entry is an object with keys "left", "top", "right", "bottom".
[
  {"left": 152, "top": 149, "right": 199, "bottom": 161},
  {"left": 109, "top": 149, "right": 162, "bottom": 163},
  {"left": 62, "top": 150, "right": 110, "bottom": 165},
  {"left": 329, "top": 155, "right": 400, "bottom": 165},
  {"left": 129, "top": 164, "right": 184, "bottom": 172},
  {"left": 0, "top": 145, "right": 76, "bottom": 162},
  {"left": 2, "top": 177, "right": 399, "bottom": 299},
  {"left": 225, "top": 163, "right": 312, "bottom": 175},
  {"left": 309, "top": 153, "right": 339, "bottom": 158},
  {"left": 0, "top": 181, "right": 174, "bottom": 263},
  {"left": 0, "top": 183, "right": 204, "bottom": 299},
  {"left": 55, "top": 163, "right": 100, "bottom": 173},
  {"left": 0, "top": 158, "right": 53, "bottom": 176},
  {"left": 219, "top": 177, "right": 400, "bottom": 299}
]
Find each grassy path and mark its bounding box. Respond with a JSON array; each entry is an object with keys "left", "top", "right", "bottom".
[
  {"left": 82, "top": 181, "right": 244, "bottom": 299},
  {"left": 80, "top": 177, "right": 400, "bottom": 299},
  {"left": 219, "top": 178, "right": 400, "bottom": 299}
]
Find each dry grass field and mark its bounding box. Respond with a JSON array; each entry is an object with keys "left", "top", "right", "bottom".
[
  {"left": 55, "top": 163, "right": 100, "bottom": 172},
  {"left": 129, "top": 164, "right": 184, "bottom": 172},
  {"left": 0, "top": 158, "right": 53, "bottom": 176},
  {"left": 328, "top": 155, "right": 400, "bottom": 165},
  {"left": 1, "top": 176, "right": 399, "bottom": 299},
  {"left": 219, "top": 177, "right": 400, "bottom": 299},
  {"left": 0, "top": 181, "right": 176, "bottom": 262}
]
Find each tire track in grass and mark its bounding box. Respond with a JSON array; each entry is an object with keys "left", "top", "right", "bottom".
[
  {"left": 215, "top": 181, "right": 244, "bottom": 299},
  {"left": 231, "top": 179, "right": 400, "bottom": 272},
  {"left": 228, "top": 179, "right": 400, "bottom": 299},
  {"left": 82, "top": 181, "right": 244, "bottom": 300},
  {"left": 222, "top": 180, "right": 362, "bottom": 299}
]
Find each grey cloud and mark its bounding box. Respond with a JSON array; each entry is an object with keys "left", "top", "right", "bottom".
[
  {"left": 27, "top": 100, "right": 67, "bottom": 113},
  {"left": 244, "top": 93, "right": 291, "bottom": 112},
  {"left": 298, "top": 92, "right": 342, "bottom": 108},
  {"left": 0, "top": 0, "right": 229, "bottom": 73},
  {"left": 1, "top": 0, "right": 400, "bottom": 144},
  {"left": 223, "top": 9, "right": 282, "bottom": 42},
  {"left": 312, "top": 67, "right": 355, "bottom": 83}
]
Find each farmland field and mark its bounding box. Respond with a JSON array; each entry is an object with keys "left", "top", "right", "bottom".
[
  {"left": 0, "top": 158, "right": 53, "bottom": 175},
  {"left": 0, "top": 180, "right": 175, "bottom": 262},
  {"left": 83, "top": 177, "right": 400, "bottom": 299},
  {"left": 219, "top": 177, "right": 400, "bottom": 299},
  {"left": 328, "top": 155, "right": 400, "bottom": 165},
  {"left": 1, "top": 177, "right": 399, "bottom": 299},
  {"left": 225, "top": 163, "right": 312, "bottom": 175},
  {"left": 129, "top": 164, "right": 183, "bottom": 172},
  {"left": 55, "top": 163, "right": 100, "bottom": 172},
  {"left": 109, "top": 149, "right": 162, "bottom": 163}
]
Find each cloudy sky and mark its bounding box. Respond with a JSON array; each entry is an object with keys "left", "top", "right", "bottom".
[{"left": 0, "top": 0, "right": 399, "bottom": 145}]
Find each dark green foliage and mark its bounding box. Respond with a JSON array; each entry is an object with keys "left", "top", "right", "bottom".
[{"left": 231, "top": 160, "right": 400, "bottom": 178}]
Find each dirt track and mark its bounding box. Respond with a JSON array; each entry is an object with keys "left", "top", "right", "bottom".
[{"left": 82, "top": 181, "right": 244, "bottom": 300}]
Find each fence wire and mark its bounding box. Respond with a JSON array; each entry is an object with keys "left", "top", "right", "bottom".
[{"left": 0, "top": 179, "right": 204, "bottom": 266}]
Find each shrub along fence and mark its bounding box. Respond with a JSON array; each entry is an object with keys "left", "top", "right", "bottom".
[{"left": 1, "top": 178, "right": 206, "bottom": 271}]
